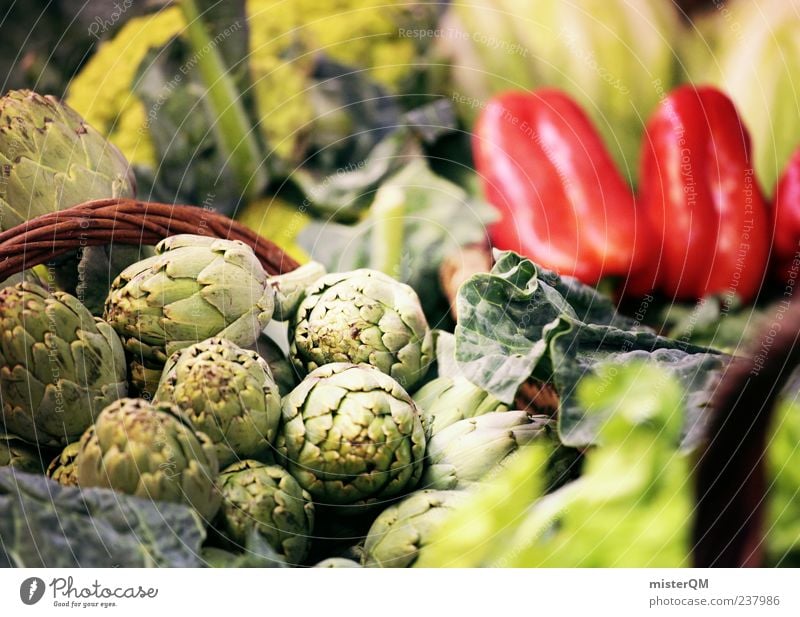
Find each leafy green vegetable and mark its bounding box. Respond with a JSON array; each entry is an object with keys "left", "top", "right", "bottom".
[
  {"left": 416, "top": 364, "right": 693, "bottom": 567},
  {"left": 455, "top": 252, "right": 726, "bottom": 446},
  {"left": 549, "top": 319, "right": 725, "bottom": 448},
  {"left": 292, "top": 100, "right": 458, "bottom": 221},
  {"left": 659, "top": 295, "right": 769, "bottom": 354},
  {"left": 0, "top": 470, "right": 205, "bottom": 567},
  {"left": 766, "top": 400, "right": 800, "bottom": 566}
]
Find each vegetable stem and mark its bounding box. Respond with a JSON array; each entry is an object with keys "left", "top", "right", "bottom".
[
  {"left": 180, "top": 0, "right": 266, "bottom": 201},
  {"left": 370, "top": 185, "right": 405, "bottom": 278}
]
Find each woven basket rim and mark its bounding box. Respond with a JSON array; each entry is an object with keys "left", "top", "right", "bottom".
[{"left": 0, "top": 198, "right": 299, "bottom": 280}]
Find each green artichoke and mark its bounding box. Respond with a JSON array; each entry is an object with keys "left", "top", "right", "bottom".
[
  {"left": 0, "top": 90, "right": 134, "bottom": 231},
  {"left": 0, "top": 283, "right": 127, "bottom": 446},
  {"left": 421, "top": 411, "right": 547, "bottom": 491},
  {"left": 217, "top": 460, "right": 315, "bottom": 565},
  {"left": 0, "top": 434, "right": 43, "bottom": 473},
  {"left": 413, "top": 376, "right": 509, "bottom": 437},
  {"left": 290, "top": 269, "right": 433, "bottom": 390},
  {"left": 104, "top": 235, "right": 275, "bottom": 393},
  {"left": 314, "top": 557, "right": 361, "bottom": 568},
  {"left": 278, "top": 363, "right": 426, "bottom": 507},
  {"left": 46, "top": 441, "right": 81, "bottom": 486},
  {"left": 155, "top": 338, "right": 281, "bottom": 468},
  {"left": 76, "top": 397, "right": 221, "bottom": 520},
  {"left": 362, "top": 489, "right": 467, "bottom": 567}
]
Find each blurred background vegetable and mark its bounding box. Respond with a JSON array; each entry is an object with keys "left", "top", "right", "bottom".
[{"left": 439, "top": 0, "right": 681, "bottom": 182}]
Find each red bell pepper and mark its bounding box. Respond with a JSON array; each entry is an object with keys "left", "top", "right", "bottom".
[
  {"left": 772, "top": 147, "right": 800, "bottom": 282},
  {"left": 631, "top": 85, "right": 770, "bottom": 302},
  {"left": 472, "top": 89, "right": 651, "bottom": 285}
]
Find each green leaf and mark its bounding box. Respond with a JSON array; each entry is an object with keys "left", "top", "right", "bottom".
[
  {"left": 766, "top": 400, "right": 800, "bottom": 565},
  {"left": 454, "top": 253, "right": 576, "bottom": 403},
  {"left": 549, "top": 319, "right": 725, "bottom": 448},
  {"left": 291, "top": 99, "right": 458, "bottom": 221},
  {"left": 454, "top": 252, "right": 726, "bottom": 446},
  {"left": 0, "top": 470, "right": 206, "bottom": 567}
]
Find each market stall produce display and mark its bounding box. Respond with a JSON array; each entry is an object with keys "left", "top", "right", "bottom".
[{"left": 0, "top": 0, "right": 798, "bottom": 571}]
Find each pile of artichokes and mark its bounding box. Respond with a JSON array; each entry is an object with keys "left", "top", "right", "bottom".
[{"left": 0, "top": 89, "right": 549, "bottom": 567}]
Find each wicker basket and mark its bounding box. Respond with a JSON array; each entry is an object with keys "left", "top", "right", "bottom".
[{"left": 0, "top": 198, "right": 299, "bottom": 281}]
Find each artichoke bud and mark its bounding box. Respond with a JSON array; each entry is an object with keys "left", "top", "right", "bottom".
[
  {"left": 413, "top": 375, "right": 509, "bottom": 437},
  {"left": 46, "top": 441, "right": 81, "bottom": 486},
  {"left": 103, "top": 234, "right": 275, "bottom": 394},
  {"left": 0, "top": 433, "right": 44, "bottom": 473},
  {"left": 290, "top": 269, "right": 433, "bottom": 390},
  {"left": 362, "top": 489, "right": 468, "bottom": 567},
  {"left": 0, "top": 89, "right": 135, "bottom": 231},
  {"left": 420, "top": 411, "right": 547, "bottom": 491},
  {"left": 156, "top": 337, "right": 282, "bottom": 468},
  {"left": 278, "top": 362, "right": 426, "bottom": 508},
  {"left": 314, "top": 558, "right": 361, "bottom": 568},
  {"left": 75, "top": 397, "right": 221, "bottom": 520},
  {"left": 217, "top": 459, "right": 315, "bottom": 565},
  {"left": 0, "top": 283, "right": 128, "bottom": 446}
]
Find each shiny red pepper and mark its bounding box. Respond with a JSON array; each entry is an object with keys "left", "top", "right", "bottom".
[
  {"left": 631, "top": 85, "right": 770, "bottom": 302},
  {"left": 472, "top": 89, "right": 650, "bottom": 285},
  {"left": 771, "top": 147, "right": 800, "bottom": 282}
]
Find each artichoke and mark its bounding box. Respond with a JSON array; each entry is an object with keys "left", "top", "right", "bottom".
[
  {"left": 413, "top": 376, "right": 509, "bottom": 437},
  {"left": 278, "top": 363, "right": 426, "bottom": 507},
  {"left": 0, "top": 90, "right": 134, "bottom": 231},
  {"left": 314, "top": 557, "right": 361, "bottom": 568},
  {"left": 104, "top": 235, "right": 275, "bottom": 393},
  {"left": 290, "top": 269, "right": 433, "bottom": 390},
  {"left": 420, "top": 411, "right": 547, "bottom": 491},
  {"left": 216, "top": 460, "right": 315, "bottom": 565},
  {"left": 76, "top": 397, "right": 221, "bottom": 520},
  {"left": 0, "top": 434, "right": 43, "bottom": 473},
  {"left": 155, "top": 338, "right": 281, "bottom": 468},
  {"left": 362, "top": 489, "right": 467, "bottom": 567},
  {"left": 0, "top": 283, "right": 127, "bottom": 446},
  {"left": 46, "top": 441, "right": 81, "bottom": 486}
]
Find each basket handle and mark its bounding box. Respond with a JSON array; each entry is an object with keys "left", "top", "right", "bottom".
[
  {"left": 0, "top": 198, "right": 300, "bottom": 280},
  {"left": 694, "top": 301, "right": 800, "bottom": 566}
]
